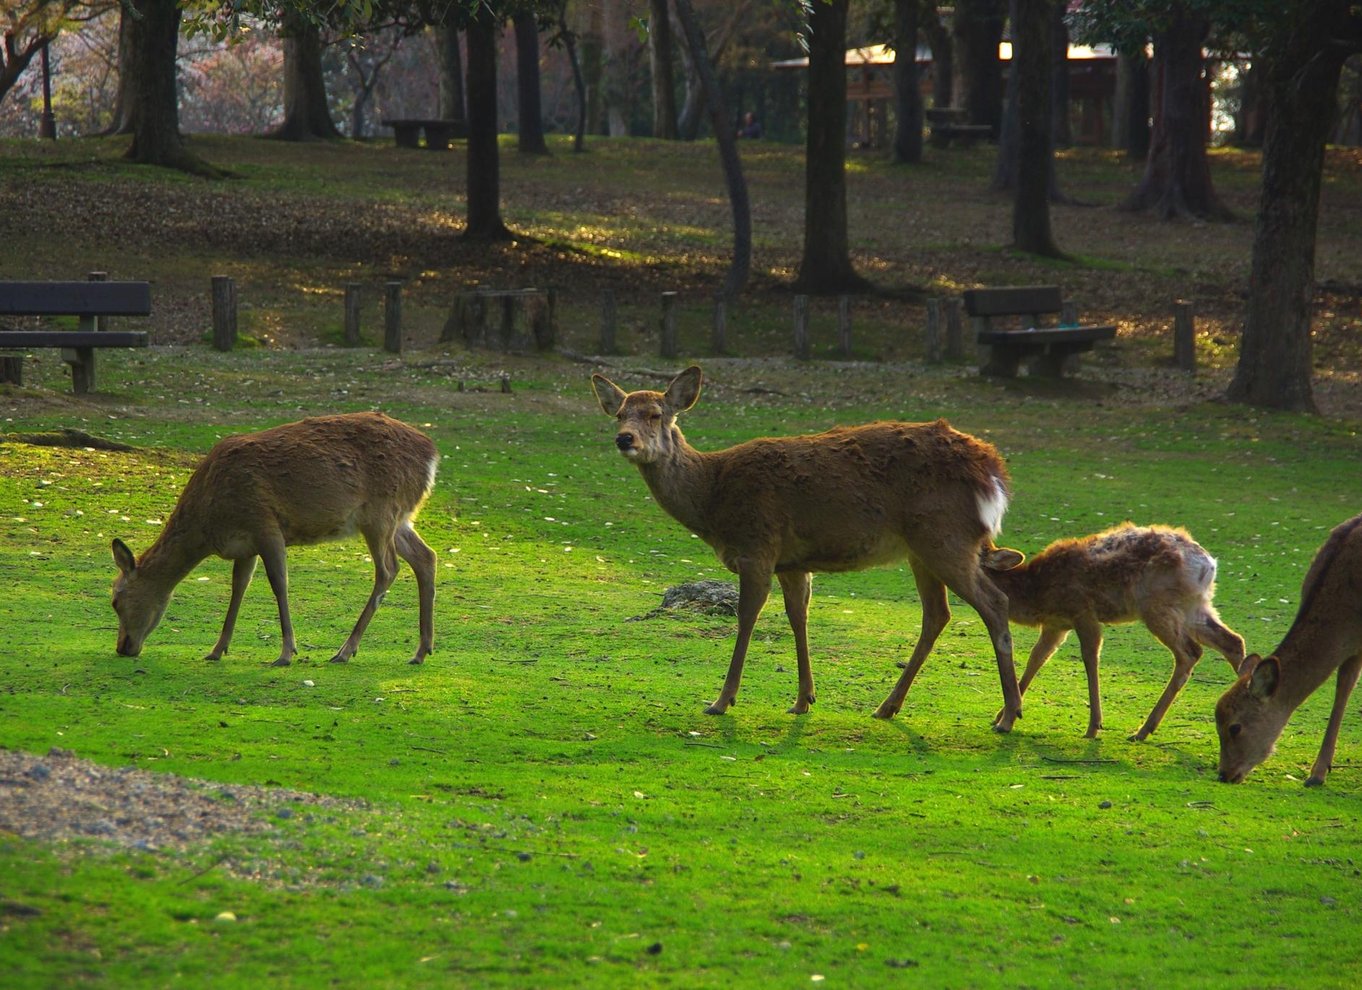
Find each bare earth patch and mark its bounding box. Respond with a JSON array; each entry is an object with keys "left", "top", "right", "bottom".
[{"left": 0, "top": 746, "right": 363, "bottom": 853}]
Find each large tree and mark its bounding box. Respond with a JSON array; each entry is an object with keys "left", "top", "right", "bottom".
[
  {"left": 123, "top": 0, "right": 217, "bottom": 172},
  {"left": 513, "top": 9, "right": 549, "bottom": 153},
  {"left": 463, "top": 1, "right": 511, "bottom": 239},
  {"left": 794, "top": 0, "right": 868, "bottom": 294},
  {"left": 1074, "top": 0, "right": 1230, "bottom": 220},
  {"left": 648, "top": 0, "right": 678, "bottom": 138},
  {"left": 1007, "top": 0, "right": 1063, "bottom": 256},
  {"left": 1227, "top": 2, "right": 1362, "bottom": 411},
  {"left": 270, "top": 7, "right": 341, "bottom": 141},
  {"left": 673, "top": 0, "right": 749, "bottom": 299},
  {"left": 0, "top": 1, "right": 81, "bottom": 109},
  {"left": 951, "top": 0, "right": 1006, "bottom": 131},
  {"left": 890, "top": 0, "right": 923, "bottom": 164}
]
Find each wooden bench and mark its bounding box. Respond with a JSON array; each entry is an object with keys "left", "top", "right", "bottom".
[
  {"left": 381, "top": 118, "right": 467, "bottom": 150},
  {"left": 0, "top": 279, "right": 151, "bottom": 393},
  {"left": 963, "top": 285, "right": 1115, "bottom": 378},
  {"left": 926, "top": 107, "right": 992, "bottom": 148}
]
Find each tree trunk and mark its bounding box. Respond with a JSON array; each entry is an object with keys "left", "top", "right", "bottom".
[
  {"left": 581, "top": 2, "right": 604, "bottom": 135},
  {"left": 794, "top": 0, "right": 869, "bottom": 294},
  {"left": 951, "top": 0, "right": 1005, "bottom": 130},
  {"left": 601, "top": 0, "right": 630, "bottom": 136},
  {"left": 435, "top": 22, "right": 466, "bottom": 127},
  {"left": 1113, "top": 49, "right": 1151, "bottom": 159},
  {"left": 557, "top": 0, "right": 588, "bottom": 152},
  {"left": 271, "top": 10, "right": 341, "bottom": 141},
  {"left": 649, "top": 0, "right": 678, "bottom": 138},
  {"left": 1010, "top": 0, "right": 1063, "bottom": 257},
  {"left": 124, "top": 0, "right": 212, "bottom": 173},
  {"left": 102, "top": 8, "right": 136, "bottom": 135},
  {"left": 1121, "top": 8, "right": 1231, "bottom": 220},
  {"left": 922, "top": 2, "right": 953, "bottom": 109},
  {"left": 1049, "top": 2, "right": 1071, "bottom": 147},
  {"left": 891, "top": 0, "right": 923, "bottom": 164},
  {"left": 514, "top": 12, "right": 549, "bottom": 153},
  {"left": 463, "top": 5, "right": 511, "bottom": 241},
  {"left": 673, "top": 0, "right": 749, "bottom": 300},
  {"left": 0, "top": 29, "right": 49, "bottom": 108},
  {"left": 1227, "top": 5, "right": 1362, "bottom": 412}
]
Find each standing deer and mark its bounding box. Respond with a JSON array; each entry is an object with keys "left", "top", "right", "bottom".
[
  {"left": 111, "top": 412, "right": 439, "bottom": 667},
  {"left": 979, "top": 524, "right": 1245, "bottom": 740},
  {"left": 1216, "top": 513, "right": 1362, "bottom": 786},
  {"left": 592, "top": 365, "right": 1026, "bottom": 730}
]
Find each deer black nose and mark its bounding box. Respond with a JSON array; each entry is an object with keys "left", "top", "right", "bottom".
[{"left": 615, "top": 433, "right": 634, "bottom": 451}]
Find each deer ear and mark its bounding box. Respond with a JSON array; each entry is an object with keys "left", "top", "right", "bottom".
[
  {"left": 981, "top": 546, "right": 1025, "bottom": 571},
  {"left": 591, "top": 374, "right": 628, "bottom": 416},
  {"left": 1248, "top": 655, "right": 1280, "bottom": 700},
  {"left": 664, "top": 366, "right": 703, "bottom": 414},
  {"left": 112, "top": 538, "right": 136, "bottom": 576}
]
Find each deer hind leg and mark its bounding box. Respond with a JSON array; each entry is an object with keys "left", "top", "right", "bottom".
[
  {"left": 1072, "top": 616, "right": 1106, "bottom": 738},
  {"left": 258, "top": 537, "right": 297, "bottom": 667},
  {"left": 396, "top": 524, "right": 437, "bottom": 665},
  {"left": 706, "top": 566, "right": 772, "bottom": 715},
  {"left": 331, "top": 526, "right": 401, "bottom": 664},
  {"left": 1192, "top": 608, "right": 1247, "bottom": 674},
  {"left": 1131, "top": 611, "right": 1200, "bottom": 741},
  {"left": 778, "top": 570, "right": 815, "bottom": 714},
  {"left": 932, "top": 556, "right": 1019, "bottom": 732},
  {"left": 207, "top": 556, "right": 258, "bottom": 662},
  {"left": 873, "top": 563, "right": 950, "bottom": 720},
  {"left": 995, "top": 626, "right": 1069, "bottom": 727},
  {"left": 1306, "top": 653, "right": 1362, "bottom": 787}
]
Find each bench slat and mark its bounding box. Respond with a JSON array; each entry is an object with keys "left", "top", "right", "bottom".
[
  {"left": 977, "top": 325, "right": 1115, "bottom": 346},
  {"left": 963, "top": 285, "right": 1064, "bottom": 317},
  {"left": 0, "top": 331, "right": 150, "bottom": 348},
  {"left": 0, "top": 281, "right": 152, "bottom": 317}
]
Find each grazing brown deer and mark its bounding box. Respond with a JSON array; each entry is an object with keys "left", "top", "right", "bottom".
[
  {"left": 979, "top": 524, "right": 1245, "bottom": 740},
  {"left": 1216, "top": 513, "right": 1362, "bottom": 786},
  {"left": 111, "top": 412, "right": 439, "bottom": 667},
  {"left": 592, "top": 365, "right": 1026, "bottom": 730}
]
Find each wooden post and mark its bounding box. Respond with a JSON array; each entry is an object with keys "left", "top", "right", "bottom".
[
  {"left": 1173, "top": 300, "right": 1196, "bottom": 371},
  {"left": 660, "top": 291, "right": 678, "bottom": 359},
  {"left": 383, "top": 280, "right": 402, "bottom": 353},
  {"left": 211, "top": 276, "right": 237, "bottom": 352},
  {"left": 924, "top": 299, "right": 943, "bottom": 363},
  {"left": 711, "top": 299, "right": 728, "bottom": 354},
  {"left": 944, "top": 297, "right": 965, "bottom": 360},
  {"left": 86, "top": 271, "right": 107, "bottom": 332},
  {"left": 793, "top": 294, "right": 810, "bottom": 360},
  {"left": 836, "top": 295, "right": 852, "bottom": 357},
  {"left": 344, "top": 282, "right": 362, "bottom": 345},
  {"left": 599, "top": 290, "right": 617, "bottom": 353}
]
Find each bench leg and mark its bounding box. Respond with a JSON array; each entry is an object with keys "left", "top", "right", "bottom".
[
  {"left": 62, "top": 346, "right": 95, "bottom": 394},
  {"left": 1029, "top": 350, "right": 1070, "bottom": 378},
  {"left": 1, "top": 355, "right": 21, "bottom": 386},
  {"left": 979, "top": 346, "right": 1023, "bottom": 378}
]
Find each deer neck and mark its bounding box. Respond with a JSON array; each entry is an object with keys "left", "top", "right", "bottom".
[
  {"left": 137, "top": 519, "right": 211, "bottom": 590},
  {"left": 635, "top": 426, "right": 715, "bottom": 537}
]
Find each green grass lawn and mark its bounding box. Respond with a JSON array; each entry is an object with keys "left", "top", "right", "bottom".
[{"left": 2, "top": 345, "right": 1359, "bottom": 988}]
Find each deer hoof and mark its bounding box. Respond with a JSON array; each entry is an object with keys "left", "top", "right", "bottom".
[
  {"left": 871, "top": 704, "right": 898, "bottom": 720},
  {"left": 270, "top": 656, "right": 292, "bottom": 668},
  {"left": 1304, "top": 775, "right": 1326, "bottom": 788}
]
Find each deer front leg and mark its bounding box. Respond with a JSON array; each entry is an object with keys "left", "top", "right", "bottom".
[
  {"left": 206, "top": 556, "right": 257, "bottom": 662},
  {"left": 778, "top": 570, "right": 815, "bottom": 714},
  {"left": 1073, "top": 616, "right": 1105, "bottom": 738},
  {"left": 705, "top": 567, "right": 771, "bottom": 715},
  {"left": 1306, "top": 653, "right": 1362, "bottom": 787},
  {"left": 259, "top": 540, "right": 297, "bottom": 667}
]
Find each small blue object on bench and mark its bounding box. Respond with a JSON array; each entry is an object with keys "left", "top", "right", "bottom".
[
  {"left": 0, "top": 279, "right": 151, "bottom": 393},
  {"left": 381, "top": 118, "right": 468, "bottom": 150},
  {"left": 963, "top": 285, "right": 1115, "bottom": 379}
]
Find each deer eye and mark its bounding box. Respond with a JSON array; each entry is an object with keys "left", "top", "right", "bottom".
[{"left": 1228, "top": 724, "right": 1242, "bottom": 739}]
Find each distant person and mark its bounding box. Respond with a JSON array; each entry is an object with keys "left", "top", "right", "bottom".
[{"left": 737, "top": 112, "right": 762, "bottom": 139}]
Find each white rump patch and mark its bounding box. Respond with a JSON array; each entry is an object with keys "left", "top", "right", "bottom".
[{"left": 976, "top": 476, "right": 1009, "bottom": 538}]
